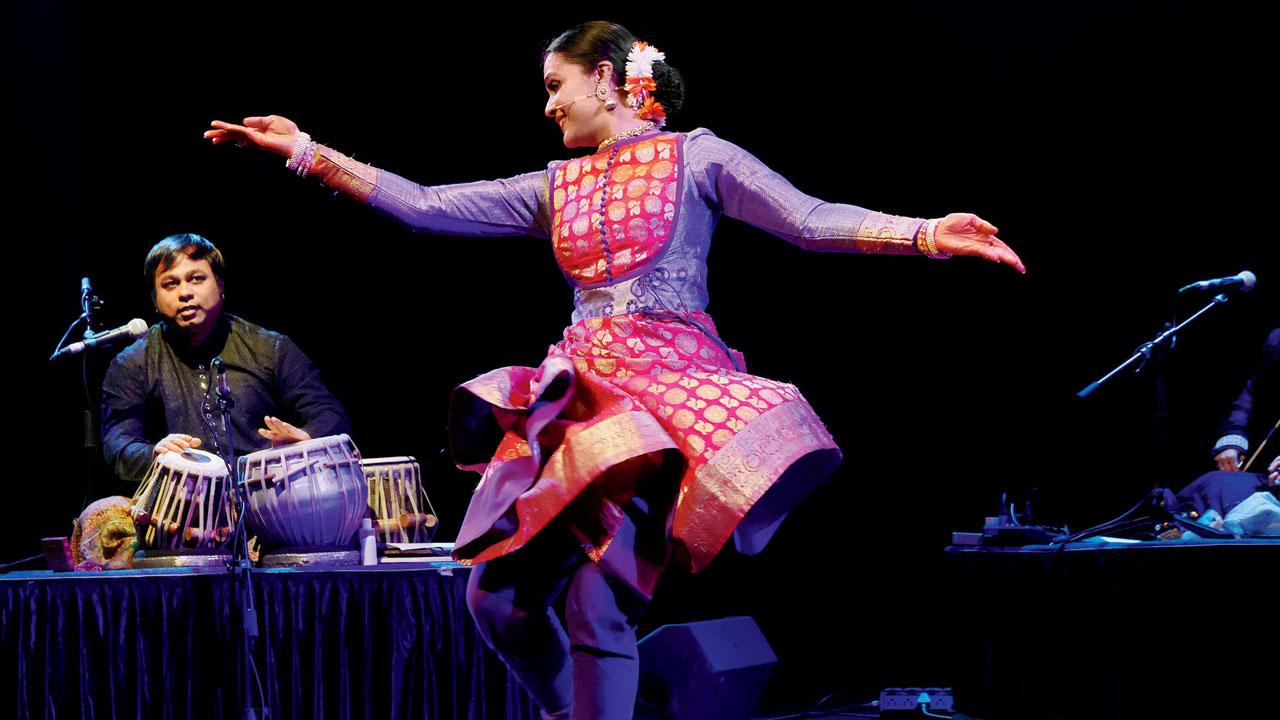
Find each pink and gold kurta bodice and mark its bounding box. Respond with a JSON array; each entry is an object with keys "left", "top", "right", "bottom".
[
  {"left": 551, "top": 134, "right": 681, "bottom": 286},
  {"left": 309, "top": 128, "right": 928, "bottom": 324}
]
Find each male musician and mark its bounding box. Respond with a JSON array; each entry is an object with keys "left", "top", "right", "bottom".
[
  {"left": 1177, "top": 327, "right": 1279, "bottom": 515},
  {"left": 101, "top": 233, "right": 350, "bottom": 482}
]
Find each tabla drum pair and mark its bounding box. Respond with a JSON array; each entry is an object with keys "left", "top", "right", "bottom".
[
  {"left": 130, "top": 435, "right": 369, "bottom": 567},
  {"left": 132, "top": 435, "right": 436, "bottom": 568}
]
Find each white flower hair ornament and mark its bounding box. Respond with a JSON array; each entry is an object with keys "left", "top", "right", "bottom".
[{"left": 623, "top": 41, "right": 668, "bottom": 124}]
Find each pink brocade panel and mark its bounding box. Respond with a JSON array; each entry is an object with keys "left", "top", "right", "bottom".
[
  {"left": 551, "top": 135, "right": 681, "bottom": 285},
  {"left": 451, "top": 312, "right": 840, "bottom": 574}
]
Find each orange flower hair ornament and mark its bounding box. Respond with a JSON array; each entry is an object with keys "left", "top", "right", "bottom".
[{"left": 624, "top": 41, "right": 667, "bottom": 125}]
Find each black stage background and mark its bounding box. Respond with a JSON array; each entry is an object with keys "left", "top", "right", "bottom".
[{"left": 8, "top": 1, "right": 1274, "bottom": 711}]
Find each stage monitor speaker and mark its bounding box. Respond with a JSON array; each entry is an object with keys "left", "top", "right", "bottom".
[{"left": 636, "top": 615, "right": 777, "bottom": 720}]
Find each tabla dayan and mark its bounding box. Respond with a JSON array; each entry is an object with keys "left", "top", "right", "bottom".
[{"left": 130, "top": 448, "right": 233, "bottom": 568}]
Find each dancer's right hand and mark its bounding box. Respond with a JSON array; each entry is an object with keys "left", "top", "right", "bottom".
[{"left": 204, "top": 115, "right": 302, "bottom": 157}]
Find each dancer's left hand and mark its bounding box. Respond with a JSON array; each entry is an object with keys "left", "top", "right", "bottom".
[{"left": 934, "top": 213, "right": 1026, "bottom": 273}]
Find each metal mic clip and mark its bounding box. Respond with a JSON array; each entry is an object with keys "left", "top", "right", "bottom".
[{"left": 212, "top": 356, "right": 235, "bottom": 411}]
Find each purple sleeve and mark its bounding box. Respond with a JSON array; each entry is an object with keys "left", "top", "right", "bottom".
[
  {"left": 684, "top": 129, "right": 924, "bottom": 255},
  {"left": 367, "top": 167, "right": 553, "bottom": 238},
  {"left": 306, "top": 143, "right": 552, "bottom": 238}
]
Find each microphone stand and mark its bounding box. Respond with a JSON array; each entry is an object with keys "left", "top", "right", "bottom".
[
  {"left": 49, "top": 278, "right": 104, "bottom": 508},
  {"left": 1077, "top": 293, "right": 1232, "bottom": 490},
  {"left": 80, "top": 281, "right": 96, "bottom": 507},
  {"left": 1242, "top": 418, "right": 1279, "bottom": 474},
  {"left": 207, "top": 359, "right": 265, "bottom": 720},
  {"left": 80, "top": 280, "right": 106, "bottom": 506}
]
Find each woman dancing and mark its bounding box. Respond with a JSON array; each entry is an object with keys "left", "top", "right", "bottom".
[{"left": 206, "top": 20, "right": 1024, "bottom": 720}]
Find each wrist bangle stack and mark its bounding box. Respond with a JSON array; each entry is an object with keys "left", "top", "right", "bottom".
[
  {"left": 916, "top": 218, "right": 951, "bottom": 259},
  {"left": 285, "top": 132, "right": 317, "bottom": 177}
]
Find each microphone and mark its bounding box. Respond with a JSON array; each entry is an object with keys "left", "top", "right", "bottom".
[
  {"left": 80, "top": 277, "right": 97, "bottom": 319},
  {"left": 1178, "top": 270, "right": 1257, "bottom": 294},
  {"left": 549, "top": 93, "right": 596, "bottom": 114},
  {"left": 52, "top": 318, "right": 148, "bottom": 359}
]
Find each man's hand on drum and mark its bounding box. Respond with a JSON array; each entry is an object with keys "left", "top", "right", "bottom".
[
  {"left": 1268, "top": 456, "right": 1278, "bottom": 486},
  {"left": 203, "top": 115, "right": 302, "bottom": 157},
  {"left": 258, "top": 416, "right": 310, "bottom": 447},
  {"left": 934, "top": 213, "right": 1026, "bottom": 274},
  {"left": 154, "top": 433, "right": 202, "bottom": 456}
]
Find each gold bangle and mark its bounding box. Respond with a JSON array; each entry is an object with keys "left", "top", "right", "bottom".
[{"left": 917, "top": 218, "right": 951, "bottom": 259}]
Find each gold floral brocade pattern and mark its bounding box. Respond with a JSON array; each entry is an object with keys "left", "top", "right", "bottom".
[{"left": 552, "top": 135, "right": 681, "bottom": 284}]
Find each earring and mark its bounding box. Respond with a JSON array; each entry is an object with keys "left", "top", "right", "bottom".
[{"left": 596, "top": 82, "right": 617, "bottom": 110}]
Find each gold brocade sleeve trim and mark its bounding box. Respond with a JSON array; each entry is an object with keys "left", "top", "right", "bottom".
[
  {"left": 310, "top": 145, "right": 381, "bottom": 204},
  {"left": 851, "top": 212, "right": 926, "bottom": 256},
  {"left": 676, "top": 398, "right": 838, "bottom": 572}
]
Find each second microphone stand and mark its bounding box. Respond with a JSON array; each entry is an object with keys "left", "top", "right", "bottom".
[
  {"left": 204, "top": 359, "right": 266, "bottom": 720},
  {"left": 1077, "top": 293, "right": 1232, "bottom": 489}
]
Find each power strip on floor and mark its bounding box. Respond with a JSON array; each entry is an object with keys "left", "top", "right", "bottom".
[{"left": 879, "top": 687, "right": 954, "bottom": 712}]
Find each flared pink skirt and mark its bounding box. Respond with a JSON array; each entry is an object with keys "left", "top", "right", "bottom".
[{"left": 449, "top": 311, "right": 841, "bottom": 580}]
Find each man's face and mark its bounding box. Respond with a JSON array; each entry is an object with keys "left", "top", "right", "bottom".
[{"left": 154, "top": 254, "right": 224, "bottom": 337}]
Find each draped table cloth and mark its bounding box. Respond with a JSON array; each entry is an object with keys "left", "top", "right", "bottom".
[{"left": 1, "top": 564, "right": 537, "bottom": 719}]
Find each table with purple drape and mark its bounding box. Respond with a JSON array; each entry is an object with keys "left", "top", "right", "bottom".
[{"left": 1, "top": 564, "right": 538, "bottom": 719}]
